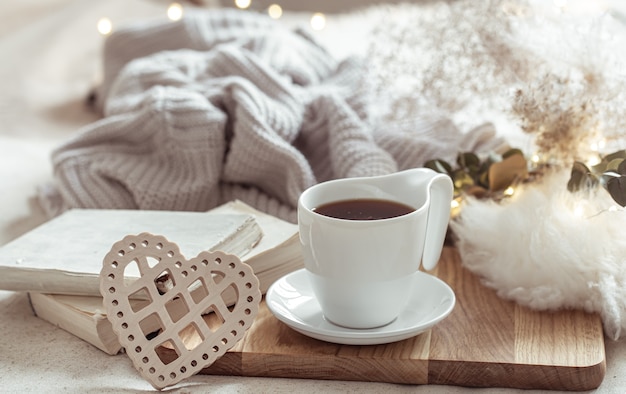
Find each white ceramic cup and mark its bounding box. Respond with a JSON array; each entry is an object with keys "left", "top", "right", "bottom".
[{"left": 297, "top": 168, "right": 453, "bottom": 329}]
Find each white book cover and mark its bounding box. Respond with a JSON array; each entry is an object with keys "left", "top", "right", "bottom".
[{"left": 0, "top": 208, "right": 261, "bottom": 296}]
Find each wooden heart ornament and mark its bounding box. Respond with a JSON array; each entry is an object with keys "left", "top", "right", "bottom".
[{"left": 99, "top": 233, "right": 261, "bottom": 390}]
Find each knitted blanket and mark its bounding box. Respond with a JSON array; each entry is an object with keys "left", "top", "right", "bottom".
[{"left": 40, "top": 9, "right": 503, "bottom": 222}]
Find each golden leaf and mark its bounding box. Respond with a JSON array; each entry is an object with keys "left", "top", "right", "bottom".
[{"left": 488, "top": 154, "right": 528, "bottom": 191}]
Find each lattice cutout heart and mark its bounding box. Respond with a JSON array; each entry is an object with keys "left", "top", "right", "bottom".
[{"left": 99, "top": 233, "right": 261, "bottom": 390}]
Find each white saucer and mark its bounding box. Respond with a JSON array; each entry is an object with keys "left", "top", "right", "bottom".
[{"left": 266, "top": 269, "right": 455, "bottom": 345}]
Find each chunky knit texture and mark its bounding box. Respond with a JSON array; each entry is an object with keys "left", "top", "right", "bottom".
[{"left": 41, "top": 9, "right": 504, "bottom": 222}]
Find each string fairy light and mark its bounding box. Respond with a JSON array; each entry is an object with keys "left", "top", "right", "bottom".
[
  {"left": 96, "top": 1, "right": 329, "bottom": 36},
  {"left": 586, "top": 155, "right": 602, "bottom": 167},
  {"left": 573, "top": 201, "right": 585, "bottom": 218},
  {"left": 530, "top": 154, "right": 540, "bottom": 164},
  {"left": 234, "top": 0, "right": 251, "bottom": 9},
  {"left": 310, "top": 13, "right": 326, "bottom": 31},
  {"left": 450, "top": 197, "right": 462, "bottom": 218},
  {"left": 167, "top": 3, "right": 184, "bottom": 21},
  {"left": 97, "top": 17, "right": 113, "bottom": 36},
  {"left": 589, "top": 138, "right": 606, "bottom": 153},
  {"left": 586, "top": 137, "right": 606, "bottom": 166},
  {"left": 268, "top": 4, "right": 283, "bottom": 19}
]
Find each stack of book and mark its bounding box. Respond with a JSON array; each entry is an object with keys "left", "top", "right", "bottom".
[{"left": 0, "top": 200, "right": 303, "bottom": 355}]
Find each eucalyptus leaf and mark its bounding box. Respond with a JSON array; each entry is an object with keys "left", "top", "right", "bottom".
[
  {"left": 591, "top": 160, "right": 608, "bottom": 175},
  {"left": 487, "top": 152, "right": 502, "bottom": 163},
  {"left": 502, "top": 148, "right": 525, "bottom": 160},
  {"left": 424, "top": 159, "right": 452, "bottom": 175},
  {"left": 473, "top": 160, "right": 491, "bottom": 189},
  {"left": 606, "top": 158, "right": 624, "bottom": 172},
  {"left": 478, "top": 171, "right": 490, "bottom": 189},
  {"left": 480, "top": 158, "right": 494, "bottom": 171},
  {"left": 600, "top": 172, "right": 619, "bottom": 188},
  {"left": 603, "top": 150, "right": 626, "bottom": 163},
  {"left": 457, "top": 152, "right": 480, "bottom": 170},
  {"left": 452, "top": 170, "right": 474, "bottom": 190},
  {"left": 606, "top": 176, "right": 626, "bottom": 207},
  {"left": 567, "top": 161, "right": 598, "bottom": 192},
  {"left": 590, "top": 150, "right": 626, "bottom": 174},
  {"left": 618, "top": 159, "right": 626, "bottom": 175}
]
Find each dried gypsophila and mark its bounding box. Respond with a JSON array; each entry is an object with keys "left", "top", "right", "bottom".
[
  {"left": 365, "top": 0, "right": 626, "bottom": 149},
  {"left": 365, "top": 0, "right": 542, "bottom": 127},
  {"left": 508, "top": 7, "right": 626, "bottom": 161},
  {"left": 511, "top": 73, "right": 602, "bottom": 165}
]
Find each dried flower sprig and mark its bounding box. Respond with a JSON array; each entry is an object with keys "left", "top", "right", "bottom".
[
  {"left": 366, "top": 0, "right": 543, "bottom": 126},
  {"left": 511, "top": 73, "right": 602, "bottom": 165},
  {"left": 366, "top": 0, "right": 626, "bottom": 161}
]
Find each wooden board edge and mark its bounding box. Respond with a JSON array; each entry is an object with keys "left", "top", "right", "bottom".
[
  {"left": 428, "top": 358, "right": 606, "bottom": 391},
  {"left": 208, "top": 354, "right": 429, "bottom": 384}
]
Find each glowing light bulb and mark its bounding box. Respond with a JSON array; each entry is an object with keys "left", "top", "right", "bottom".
[
  {"left": 450, "top": 197, "right": 463, "bottom": 217},
  {"left": 586, "top": 155, "right": 601, "bottom": 167},
  {"left": 97, "top": 18, "right": 113, "bottom": 36},
  {"left": 268, "top": 4, "right": 283, "bottom": 19},
  {"left": 167, "top": 3, "right": 184, "bottom": 21},
  {"left": 573, "top": 202, "right": 584, "bottom": 218},
  {"left": 235, "top": 0, "right": 251, "bottom": 9},
  {"left": 531, "top": 154, "right": 540, "bottom": 164},
  {"left": 503, "top": 186, "right": 515, "bottom": 197},
  {"left": 310, "top": 13, "right": 326, "bottom": 31},
  {"left": 589, "top": 138, "right": 606, "bottom": 152}
]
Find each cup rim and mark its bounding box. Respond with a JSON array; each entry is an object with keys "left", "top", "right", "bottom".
[{"left": 298, "top": 194, "right": 425, "bottom": 224}]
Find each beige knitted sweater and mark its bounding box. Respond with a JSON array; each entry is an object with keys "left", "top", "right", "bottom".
[{"left": 40, "top": 9, "right": 503, "bottom": 223}]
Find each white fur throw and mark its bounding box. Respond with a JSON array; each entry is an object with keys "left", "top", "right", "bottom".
[
  {"left": 451, "top": 169, "right": 626, "bottom": 340},
  {"left": 38, "top": 9, "right": 504, "bottom": 222}
]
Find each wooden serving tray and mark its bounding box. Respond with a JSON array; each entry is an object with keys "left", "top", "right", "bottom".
[{"left": 158, "top": 247, "right": 606, "bottom": 390}]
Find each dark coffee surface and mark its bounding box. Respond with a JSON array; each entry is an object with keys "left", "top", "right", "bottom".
[{"left": 313, "top": 198, "right": 414, "bottom": 220}]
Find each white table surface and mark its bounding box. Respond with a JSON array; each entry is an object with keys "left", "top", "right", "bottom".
[{"left": 1, "top": 1, "right": 625, "bottom": 392}]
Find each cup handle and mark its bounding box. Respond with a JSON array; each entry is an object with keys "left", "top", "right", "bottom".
[{"left": 422, "top": 172, "right": 454, "bottom": 271}]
